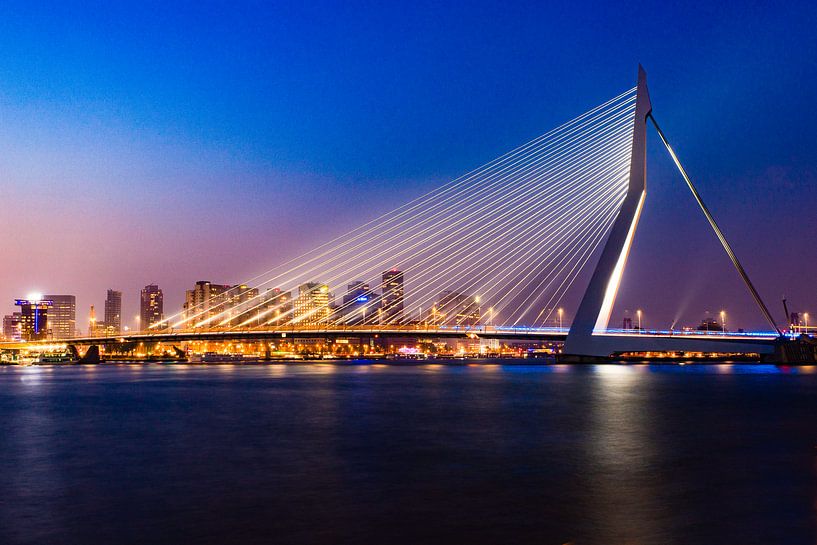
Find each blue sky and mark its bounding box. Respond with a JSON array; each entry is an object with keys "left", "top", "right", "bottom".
[{"left": 1, "top": 1, "right": 815, "bottom": 330}]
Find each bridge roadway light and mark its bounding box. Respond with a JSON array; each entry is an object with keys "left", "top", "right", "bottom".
[
  {"left": 720, "top": 310, "right": 726, "bottom": 333},
  {"left": 558, "top": 308, "right": 563, "bottom": 330},
  {"left": 636, "top": 309, "right": 642, "bottom": 332},
  {"left": 805, "top": 313, "right": 810, "bottom": 332}
]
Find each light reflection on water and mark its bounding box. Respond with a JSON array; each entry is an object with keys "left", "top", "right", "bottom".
[{"left": 0, "top": 362, "right": 814, "bottom": 545}]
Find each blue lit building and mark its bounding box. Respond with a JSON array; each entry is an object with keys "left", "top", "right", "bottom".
[
  {"left": 338, "top": 281, "right": 381, "bottom": 325},
  {"left": 15, "top": 296, "right": 53, "bottom": 341}
]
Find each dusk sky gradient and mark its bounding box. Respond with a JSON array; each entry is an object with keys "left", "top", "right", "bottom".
[{"left": 1, "top": 1, "right": 816, "bottom": 331}]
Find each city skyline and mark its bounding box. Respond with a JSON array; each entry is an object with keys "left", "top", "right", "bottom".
[
  {"left": 1, "top": 2, "right": 816, "bottom": 331},
  {"left": 3, "top": 268, "right": 799, "bottom": 340}
]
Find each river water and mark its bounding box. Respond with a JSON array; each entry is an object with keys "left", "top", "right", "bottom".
[{"left": 0, "top": 362, "right": 815, "bottom": 544}]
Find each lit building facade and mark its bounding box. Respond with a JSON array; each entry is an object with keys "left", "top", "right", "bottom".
[
  {"left": 294, "top": 282, "right": 330, "bottom": 324},
  {"left": 226, "top": 284, "right": 261, "bottom": 326},
  {"left": 434, "top": 290, "right": 480, "bottom": 326},
  {"left": 338, "top": 281, "right": 380, "bottom": 325},
  {"left": 104, "top": 289, "right": 122, "bottom": 334},
  {"left": 183, "top": 281, "right": 231, "bottom": 327},
  {"left": 140, "top": 284, "right": 164, "bottom": 330},
  {"left": 15, "top": 297, "right": 52, "bottom": 341},
  {"left": 2, "top": 312, "right": 22, "bottom": 341},
  {"left": 261, "top": 288, "right": 293, "bottom": 326},
  {"left": 381, "top": 269, "right": 404, "bottom": 324},
  {"left": 89, "top": 304, "right": 100, "bottom": 336},
  {"left": 44, "top": 294, "right": 76, "bottom": 339}
]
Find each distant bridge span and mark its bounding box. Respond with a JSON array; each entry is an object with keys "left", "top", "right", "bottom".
[{"left": 31, "top": 326, "right": 568, "bottom": 346}]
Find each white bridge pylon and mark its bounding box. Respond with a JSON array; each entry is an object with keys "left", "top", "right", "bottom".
[{"left": 564, "top": 66, "right": 776, "bottom": 358}]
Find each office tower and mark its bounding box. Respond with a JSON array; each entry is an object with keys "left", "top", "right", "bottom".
[
  {"left": 294, "top": 282, "right": 330, "bottom": 324},
  {"left": 140, "top": 284, "right": 164, "bottom": 331},
  {"left": 15, "top": 296, "right": 52, "bottom": 341},
  {"left": 104, "top": 289, "right": 122, "bottom": 334},
  {"left": 344, "top": 281, "right": 370, "bottom": 303},
  {"left": 183, "top": 281, "right": 231, "bottom": 327},
  {"left": 340, "top": 281, "right": 380, "bottom": 325},
  {"left": 227, "top": 284, "right": 260, "bottom": 326},
  {"left": 44, "top": 294, "right": 76, "bottom": 339},
  {"left": 381, "top": 269, "right": 404, "bottom": 324},
  {"left": 262, "top": 288, "right": 293, "bottom": 326},
  {"left": 2, "top": 312, "right": 22, "bottom": 341},
  {"left": 435, "top": 290, "right": 480, "bottom": 326}
]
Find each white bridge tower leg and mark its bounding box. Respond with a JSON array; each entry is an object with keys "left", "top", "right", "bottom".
[{"left": 564, "top": 65, "right": 651, "bottom": 357}]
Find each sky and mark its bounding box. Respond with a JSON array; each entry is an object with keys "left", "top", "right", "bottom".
[{"left": 1, "top": 0, "right": 816, "bottom": 332}]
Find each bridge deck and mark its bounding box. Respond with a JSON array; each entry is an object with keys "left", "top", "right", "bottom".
[{"left": 0, "top": 326, "right": 781, "bottom": 350}]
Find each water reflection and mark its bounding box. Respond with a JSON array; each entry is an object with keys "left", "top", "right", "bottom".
[{"left": 0, "top": 363, "right": 814, "bottom": 544}]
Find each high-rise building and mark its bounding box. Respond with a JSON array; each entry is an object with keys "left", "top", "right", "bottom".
[
  {"left": 89, "top": 304, "right": 99, "bottom": 336},
  {"left": 140, "top": 284, "right": 164, "bottom": 331},
  {"left": 2, "top": 312, "right": 22, "bottom": 341},
  {"left": 344, "top": 281, "right": 369, "bottom": 301},
  {"left": 44, "top": 294, "right": 76, "bottom": 339},
  {"left": 339, "top": 281, "right": 380, "bottom": 325},
  {"left": 88, "top": 304, "right": 108, "bottom": 337},
  {"left": 183, "top": 281, "right": 231, "bottom": 327},
  {"left": 15, "top": 297, "right": 52, "bottom": 341},
  {"left": 434, "top": 290, "right": 480, "bottom": 326},
  {"left": 261, "top": 288, "right": 293, "bottom": 326},
  {"left": 294, "top": 282, "right": 330, "bottom": 324},
  {"left": 104, "top": 289, "right": 122, "bottom": 334},
  {"left": 381, "top": 269, "right": 404, "bottom": 324},
  {"left": 226, "top": 284, "right": 261, "bottom": 326}
]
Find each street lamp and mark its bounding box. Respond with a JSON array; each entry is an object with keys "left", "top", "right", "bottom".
[
  {"left": 636, "top": 309, "right": 642, "bottom": 332},
  {"left": 488, "top": 307, "right": 494, "bottom": 327},
  {"left": 558, "top": 307, "right": 563, "bottom": 330},
  {"left": 805, "top": 312, "right": 810, "bottom": 332},
  {"left": 135, "top": 315, "right": 141, "bottom": 333},
  {"left": 720, "top": 310, "right": 726, "bottom": 333}
]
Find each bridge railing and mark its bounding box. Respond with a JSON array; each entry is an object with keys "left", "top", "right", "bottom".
[{"left": 134, "top": 324, "right": 571, "bottom": 336}]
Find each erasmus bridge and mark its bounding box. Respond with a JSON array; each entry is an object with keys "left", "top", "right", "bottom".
[{"left": 15, "top": 67, "right": 792, "bottom": 360}]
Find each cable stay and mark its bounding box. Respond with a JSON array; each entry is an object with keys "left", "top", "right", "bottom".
[
  {"left": 151, "top": 88, "right": 639, "bottom": 331},
  {"left": 647, "top": 113, "right": 783, "bottom": 336}
]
